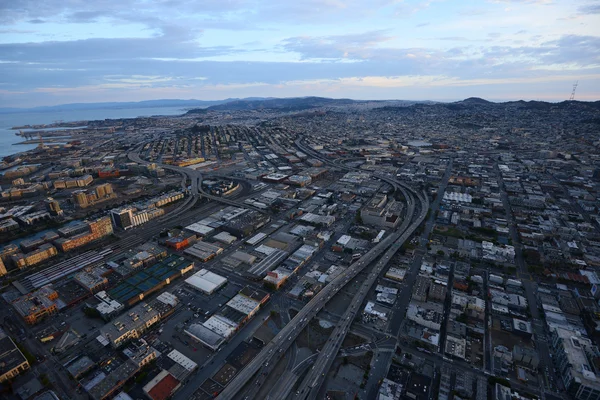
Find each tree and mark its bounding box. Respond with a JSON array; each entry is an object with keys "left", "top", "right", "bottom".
[
  {"left": 83, "top": 307, "right": 101, "bottom": 319},
  {"left": 355, "top": 212, "right": 363, "bottom": 224},
  {"left": 40, "top": 374, "right": 51, "bottom": 387},
  {"left": 437, "top": 250, "right": 445, "bottom": 256},
  {"left": 456, "top": 313, "right": 468, "bottom": 323}
]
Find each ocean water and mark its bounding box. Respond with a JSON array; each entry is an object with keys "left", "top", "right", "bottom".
[{"left": 0, "top": 106, "right": 189, "bottom": 159}]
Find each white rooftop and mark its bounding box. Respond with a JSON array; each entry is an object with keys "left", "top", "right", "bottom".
[
  {"left": 227, "top": 294, "right": 260, "bottom": 315},
  {"left": 204, "top": 315, "right": 237, "bottom": 338},
  {"left": 167, "top": 349, "right": 197, "bottom": 371},
  {"left": 185, "top": 269, "right": 227, "bottom": 293}
]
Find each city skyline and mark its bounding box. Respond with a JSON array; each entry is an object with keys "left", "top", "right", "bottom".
[{"left": 1, "top": 0, "right": 600, "bottom": 107}]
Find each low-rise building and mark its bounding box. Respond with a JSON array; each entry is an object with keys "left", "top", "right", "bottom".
[
  {"left": 98, "top": 294, "right": 178, "bottom": 348},
  {"left": 0, "top": 329, "right": 30, "bottom": 383},
  {"left": 12, "top": 285, "right": 59, "bottom": 325},
  {"left": 185, "top": 269, "right": 227, "bottom": 295},
  {"left": 11, "top": 243, "right": 58, "bottom": 269}
]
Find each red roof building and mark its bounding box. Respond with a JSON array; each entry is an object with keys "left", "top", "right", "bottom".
[{"left": 143, "top": 370, "right": 181, "bottom": 400}]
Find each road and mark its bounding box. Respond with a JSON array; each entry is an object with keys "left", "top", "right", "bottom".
[
  {"left": 495, "top": 162, "right": 559, "bottom": 396},
  {"left": 292, "top": 192, "right": 426, "bottom": 399},
  {"left": 354, "top": 156, "right": 453, "bottom": 399}
]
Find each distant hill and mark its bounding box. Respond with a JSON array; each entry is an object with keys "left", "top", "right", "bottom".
[
  {"left": 0, "top": 98, "right": 256, "bottom": 114},
  {"left": 456, "top": 97, "right": 492, "bottom": 105},
  {"left": 4, "top": 96, "right": 598, "bottom": 115},
  {"left": 186, "top": 96, "right": 361, "bottom": 114}
]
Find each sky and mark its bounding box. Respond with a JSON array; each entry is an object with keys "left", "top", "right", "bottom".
[{"left": 1, "top": 0, "right": 599, "bottom": 107}]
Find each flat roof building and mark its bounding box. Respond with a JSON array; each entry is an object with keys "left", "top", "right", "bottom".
[
  {"left": 185, "top": 269, "right": 227, "bottom": 295},
  {"left": 213, "top": 231, "right": 237, "bottom": 245},
  {"left": 183, "top": 242, "right": 223, "bottom": 262},
  {"left": 98, "top": 294, "right": 178, "bottom": 348},
  {"left": 0, "top": 329, "right": 30, "bottom": 383},
  {"left": 143, "top": 370, "right": 181, "bottom": 400},
  {"left": 12, "top": 285, "right": 59, "bottom": 325}
]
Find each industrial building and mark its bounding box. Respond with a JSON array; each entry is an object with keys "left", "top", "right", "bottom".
[
  {"left": 184, "top": 287, "right": 269, "bottom": 351},
  {"left": 107, "top": 243, "right": 167, "bottom": 277},
  {"left": 213, "top": 231, "right": 237, "bottom": 245},
  {"left": 185, "top": 269, "right": 227, "bottom": 295},
  {"left": 74, "top": 268, "right": 109, "bottom": 293},
  {"left": 143, "top": 370, "right": 181, "bottom": 400},
  {"left": 106, "top": 256, "right": 193, "bottom": 306},
  {"left": 385, "top": 267, "right": 406, "bottom": 281},
  {"left": 184, "top": 222, "right": 214, "bottom": 238},
  {"left": 183, "top": 242, "right": 223, "bottom": 262},
  {"left": 164, "top": 230, "right": 197, "bottom": 251},
  {"left": 95, "top": 291, "right": 125, "bottom": 320},
  {"left": 221, "top": 210, "right": 270, "bottom": 238},
  {"left": 246, "top": 249, "right": 288, "bottom": 279}
]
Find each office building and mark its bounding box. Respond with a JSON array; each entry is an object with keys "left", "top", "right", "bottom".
[
  {"left": 111, "top": 208, "right": 134, "bottom": 230},
  {"left": 551, "top": 327, "right": 600, "bottom": 400}
]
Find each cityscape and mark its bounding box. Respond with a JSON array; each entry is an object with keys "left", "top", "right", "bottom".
[
  {"left": 0, "top": 96, "right": 598, "bottom": 400},
  {"left": 2, "top": 0, "right": 600, "bottom": 400}
]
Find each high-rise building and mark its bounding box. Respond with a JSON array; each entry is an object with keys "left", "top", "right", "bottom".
[
  {"left": 72, "top": 190, "right": 89, "bottom": 208},
  {"left": 111, "top": 208, "right": 134, "bottom": 230},
  {"left": 45, "top": 197, "right": 63, "bottom": 216},
  {"left": 96, "top": 183, "right": 113, "bottom": 198}
]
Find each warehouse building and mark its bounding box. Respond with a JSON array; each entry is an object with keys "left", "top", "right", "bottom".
[
  {"left": 184, "top": 222, "right": 215, "bottom": 237},
  {"left": 246, "top": 249, "right": 288, "bottom": 279},
  {"left": 106, "top": 256, "right": 193, "bottom": 307},
  {"left": 213, "top": 232, "right": 237, "bottom": 245},
  {"left": 185, "top": 269, "right": 227, "bottom": 295},
  {"left": 183, "top": 242, "right": 223, "bottom": 262}
]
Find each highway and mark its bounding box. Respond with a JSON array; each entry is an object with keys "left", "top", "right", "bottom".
[
  {"left": 215, "top": 136, "right": 428, "bottom": 399},
  {"left": 292, "top": 189, "right": 427, "bottom": 399}
]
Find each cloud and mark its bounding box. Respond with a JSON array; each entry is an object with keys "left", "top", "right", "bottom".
[
  {"left": 0, "top": 1, "right": 598, "bottom": 106},
  {"left": 67, "top": 11, "right": 109, "bottom": 23},
  {"left": 282, "top": 30, "right": 395, "bottom": 60},
  {"left": 0, "top": 27, "right": 234, "bottom": 64},
  {"left": 0, "top": 0, "right": 401, "bottom": 28},
  {"left": 0, "top": 29, "right": 37, "bottom": 34},
  {"left": 28, "top": 19, "right": 46, "bottom": 24},
  {"left": 578, "top": 4, "right": 600, "bottom": 14}
]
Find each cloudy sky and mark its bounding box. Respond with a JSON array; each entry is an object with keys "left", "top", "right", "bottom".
[{"left": 1, "top": 0, "right": 599, "bottom": 107}]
